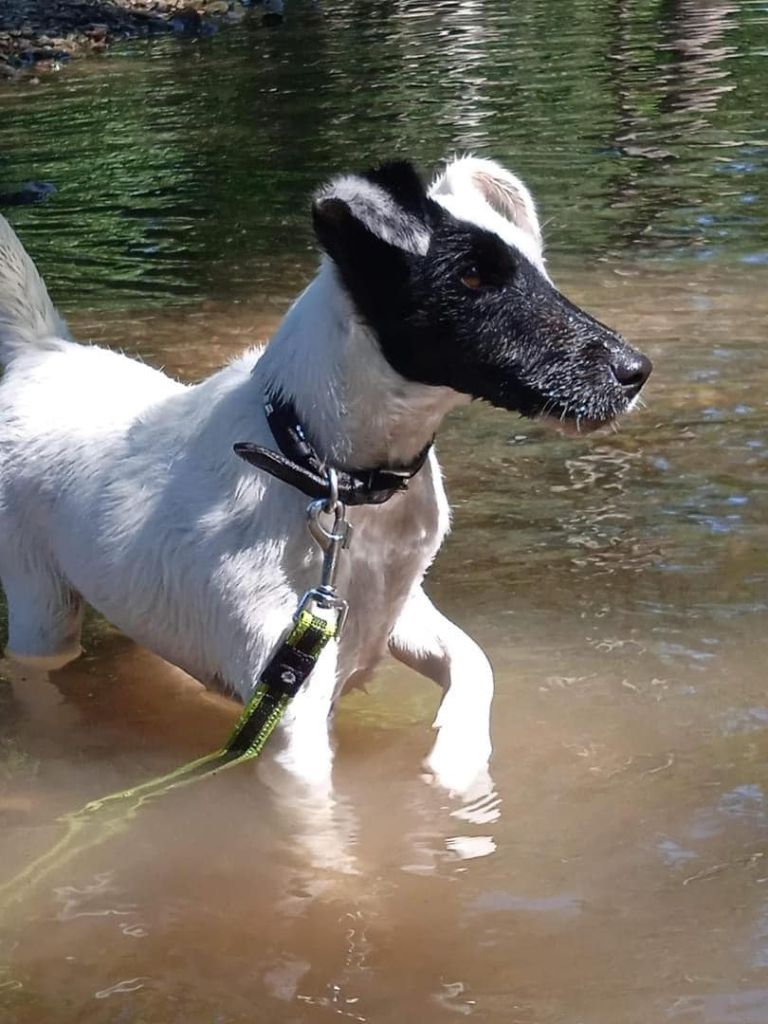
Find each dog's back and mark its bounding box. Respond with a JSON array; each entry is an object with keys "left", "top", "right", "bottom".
[
  {"left": 0, "top": 214, "right": 295, "bottom": 694},
  {"left": 0, "top": 214, "right": 193, "bottom": 671}
]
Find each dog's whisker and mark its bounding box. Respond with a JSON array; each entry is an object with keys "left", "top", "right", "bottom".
[{"left": 539, "top": 398, "right": 557, "bottom": 420}]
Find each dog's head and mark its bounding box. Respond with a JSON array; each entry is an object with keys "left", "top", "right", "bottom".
[{"left": 312, "top": 158, "right": 651, "bottom": 430}]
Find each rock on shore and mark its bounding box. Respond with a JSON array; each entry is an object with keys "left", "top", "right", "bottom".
[{"left": 0, "top": 0, "right": 252, "bottom": 78}]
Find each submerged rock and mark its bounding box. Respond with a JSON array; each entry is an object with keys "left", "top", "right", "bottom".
[
  {"left": 0, "top": 181, "right": 57, "bottom": 206},
  {"left": 262, "top": 0, "right": 284, "bottom": 24}
]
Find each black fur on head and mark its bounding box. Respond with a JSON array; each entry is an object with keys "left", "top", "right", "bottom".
[{"left": 312, "top": 160, "right": 652, "bottom": 428}]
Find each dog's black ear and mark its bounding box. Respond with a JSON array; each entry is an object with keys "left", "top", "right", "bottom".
[
  {"left": 312, "top": 163, "right": 432, "bottom": 268},
  {"left": 312, "top": 164, "right": 434, "bottom": 320},
  {"left": 360, "top": 161, "right": 434, "bottom": 225}
]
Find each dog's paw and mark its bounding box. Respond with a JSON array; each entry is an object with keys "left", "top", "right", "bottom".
[
  {"left": 422, "top": 736, "right": 492, "bottom": 800},
  {"left": 4, "top": 644, "right": 82, "bottom": 672}
]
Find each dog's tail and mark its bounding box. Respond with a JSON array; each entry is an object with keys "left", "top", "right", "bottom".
[{"left": 0, "top": 213, "right": 71, "bottom": 367}]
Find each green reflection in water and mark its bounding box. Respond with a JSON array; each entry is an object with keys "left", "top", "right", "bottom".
[{"left": 0, "top": 0, "right": 766, "bottom": 310}]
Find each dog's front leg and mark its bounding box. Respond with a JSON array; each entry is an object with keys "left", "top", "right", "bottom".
[
  {"left": 265, "top": 646, "right": 338, "bottom": 794},
  {"left": 257, "top": 647, "right": 357, "bottom": 872},
  {"left": 388, "top": 586, "right": 494, "bottom": 796}
]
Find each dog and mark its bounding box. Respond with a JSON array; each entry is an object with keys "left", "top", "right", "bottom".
[{"left": 0, "top": 156, "right": 651, "bottom": 798}]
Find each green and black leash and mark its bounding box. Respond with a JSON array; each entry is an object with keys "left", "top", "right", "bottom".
[{"left": 0, "top": 487, "right": 351, "bottom": 914}]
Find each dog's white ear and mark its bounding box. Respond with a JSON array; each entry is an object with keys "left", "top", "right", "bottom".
[
  {"left": 313, "top": 162, "right": 431, "bottom": 262},
  {"left": 430, "top": 157, "right": 543, "bottom": 253}
]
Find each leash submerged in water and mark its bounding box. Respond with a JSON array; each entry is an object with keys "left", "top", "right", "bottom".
[{"left": 0, "top": 479, "right": 351, "bottom": 912}]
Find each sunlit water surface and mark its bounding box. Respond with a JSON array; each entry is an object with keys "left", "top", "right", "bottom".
[{"left": 1, "top": 2, "right": 768, "bottom": 1022}]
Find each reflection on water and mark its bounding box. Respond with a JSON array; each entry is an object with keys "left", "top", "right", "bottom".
[
  {"left": 1, "top": 1, "right": 768, "bottom": 1022},
  {"left": 0, "top": 0, "right": 767, "bottom": 307}
]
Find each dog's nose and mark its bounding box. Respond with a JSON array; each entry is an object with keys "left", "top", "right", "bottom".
[{"left": 609, "top": 350, "right": 652, "bottom": 392}]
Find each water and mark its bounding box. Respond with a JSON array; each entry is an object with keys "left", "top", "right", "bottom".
[{"left": 1, "top": 1, "right": 768, "bottom": 1021}]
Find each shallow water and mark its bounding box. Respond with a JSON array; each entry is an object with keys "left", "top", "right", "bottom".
[{"left": 2, "top": 2, "right": 768, "bottom": 1022}]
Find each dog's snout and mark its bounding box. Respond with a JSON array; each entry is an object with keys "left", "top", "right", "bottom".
[{"left": 609, "top": 349, "right": 652, "bottom": 392}]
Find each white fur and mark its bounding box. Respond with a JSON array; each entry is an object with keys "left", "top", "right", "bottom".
[
  {"left": 431, "top": 155, "right": 548, "bottom": 276},
  {"left": 315, "top": 175, "right": 431, "bottom": 256},
  {"left": 0, "top": 158, "right": 543, "bottom": 798}
]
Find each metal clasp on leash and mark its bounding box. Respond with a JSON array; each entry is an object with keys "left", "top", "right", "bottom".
[{"left": 298, "top": 468, "right": 352, "bottom": 635}]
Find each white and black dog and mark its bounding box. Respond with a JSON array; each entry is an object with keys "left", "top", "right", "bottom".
[{"left": 0, "top": 157, "right": 650, "bottom": 797}]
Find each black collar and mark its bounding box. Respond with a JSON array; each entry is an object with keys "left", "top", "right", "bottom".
[{"left": 234, "top": 394, "right": 432, "bottom": 506}]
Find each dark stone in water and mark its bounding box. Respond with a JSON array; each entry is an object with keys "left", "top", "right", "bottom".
[
  {"left": 18, "top": 47, "right": 71, "bottom": 65},
  {"left": 170, "top": 10, "right": 203, "bottom": 33},
  {"left": 0, "top": 181, "right": 57, "bottom": 206}
]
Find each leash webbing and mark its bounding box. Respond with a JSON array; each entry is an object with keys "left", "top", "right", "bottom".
[{"left": 0, "top": 606, "right": 339, "bottom": 914}]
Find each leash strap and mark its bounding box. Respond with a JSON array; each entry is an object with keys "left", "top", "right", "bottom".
[
  {"left": 233, "top": 393, "right": 432, "bottom": 506},
  {"left": 120, "top": 603, "right": 340, "bottom": 790},
  {"left": 225, "top": 607, "right": 337, "bottom": 756}
]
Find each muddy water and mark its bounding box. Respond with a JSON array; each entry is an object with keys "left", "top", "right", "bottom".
[
  {"left": 2, "top": 0, "right": 768, "bottom": 1021},
  {"left": 0, "top": 265, "right": 766, "bottom": 1024}
]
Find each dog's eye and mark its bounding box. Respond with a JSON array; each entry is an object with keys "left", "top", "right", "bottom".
[{"left": 460, "top": 267, "right": 483, "bottom": 290}]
